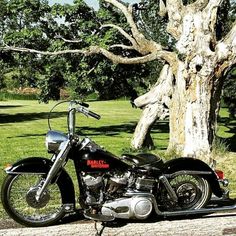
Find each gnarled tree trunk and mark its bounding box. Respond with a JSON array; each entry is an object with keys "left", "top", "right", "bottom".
[{"left": 131, "top": 0, "right": 235, "bottom": 161}]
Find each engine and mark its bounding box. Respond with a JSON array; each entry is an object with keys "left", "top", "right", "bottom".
[
  {"left": 81, "top": 172, "right": 156, "bottom": 220},
  {"left": 82, "top": 174, "right": 104, "bottom": 205},
  {"left": 101, "top": 196, "right": 153, "bottom": 220},
  {"left": 82, "top": 172, "right": 130, "bottom": 205}
]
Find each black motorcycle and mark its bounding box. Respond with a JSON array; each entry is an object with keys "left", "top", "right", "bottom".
[{"left": 1, "top": 100, "right": 235, "bottom": 227}]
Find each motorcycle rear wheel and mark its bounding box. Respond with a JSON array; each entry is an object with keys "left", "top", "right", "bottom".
[
  {"left": 1, "top": 173, "right": 65, "bottom": 227},
  {"left": 160, "top": 174, "right": 212, "bottom": 211}
]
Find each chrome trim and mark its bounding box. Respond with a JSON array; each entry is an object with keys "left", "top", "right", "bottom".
[
  {"left": 36, "top": 140, "right": 71, "bottom": 201},
  {"left": 124, "top": 191, "right": 162, "bottom": 215},
  {"left": 164, "top": 170, "right": 212, "bottom": 179},
  {"left": 79, "top": 137, "right": 91, "bottom": 150},
  {"left": 5, "top": 171, "right": 46, "bottom": 175},
  {"left": 219, "top": 179, "right": 229, "bottom": 187},
  {"left": 63, "top": 203, "right": 75, "bottom": 213},
  {"left": 161, "top": 203, "right": 236, "bottom": 217},
  {"left": 45, "top": 130, "right": 68, "bottom": 153},
  {"left": 68, "top": 101, "right": 76, "bottom": 137}
]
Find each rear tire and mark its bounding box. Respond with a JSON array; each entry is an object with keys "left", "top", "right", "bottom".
[
  {"left": 160, "top": 174, "right": 212, "bottom": 211},
  {"left": 1, "top": 174, "right": 65, "bottom": 227}
]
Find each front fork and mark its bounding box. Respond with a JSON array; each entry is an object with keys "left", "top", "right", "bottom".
[{"left": 36, "top": 140, "right": 71, "bottom": 201}]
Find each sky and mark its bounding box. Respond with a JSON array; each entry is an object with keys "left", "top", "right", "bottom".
[{"left": 49, "top": 0, "right": 140, "bottom": 10}]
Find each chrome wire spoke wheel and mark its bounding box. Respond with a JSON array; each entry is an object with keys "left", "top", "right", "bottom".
[
  {"left": 170, "top": 175, "right": 209, "bottom": 209},
  {"left": 2, "top": 174, "right": 65, "bottom": 226},
  {"left": 160, "top": 174, "right": 211, "bottom": 211}
]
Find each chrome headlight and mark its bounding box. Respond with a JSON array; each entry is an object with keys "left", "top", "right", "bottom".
[{"left": 45, "top": 130, "right": 68, "bottom": 153}]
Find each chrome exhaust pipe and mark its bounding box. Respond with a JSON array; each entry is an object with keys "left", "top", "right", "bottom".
[
  {"left": 124, "top": 191, "right": 236, "bottom": 218},
  {"left": 161, "top": 203, "right": 236, "bottom": 217}
]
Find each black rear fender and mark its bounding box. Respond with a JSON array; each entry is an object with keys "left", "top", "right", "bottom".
[
  {"left": 5, "top": 157, "right": 75, "bottom": 205},
  {"left": 163, "top": 158, "right": 222, "bottom": 198}
]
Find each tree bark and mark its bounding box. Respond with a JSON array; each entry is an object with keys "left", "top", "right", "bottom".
[
  {"left": 132, "top": 65, "right": 173, "bottom": 149},
  {"left": 131, "top": 0, "right": 235, "bottom": 162},
  {"left": 169, "top": 62, "right": 217, "bottom": 161}
]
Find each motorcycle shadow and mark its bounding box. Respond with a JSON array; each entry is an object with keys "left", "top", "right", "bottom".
[{"left": 58, "top": 212, "right": 236, "bottom": 228}]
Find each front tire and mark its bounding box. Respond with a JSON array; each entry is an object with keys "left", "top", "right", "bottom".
[{"left": 1, "top": 174, "right": 65, "bottom": 227}]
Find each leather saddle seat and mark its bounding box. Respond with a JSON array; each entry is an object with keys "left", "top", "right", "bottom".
[{"left": 122, "top": 153, "right": 164, "bottom": 169}]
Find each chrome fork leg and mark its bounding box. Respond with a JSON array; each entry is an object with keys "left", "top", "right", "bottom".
[{"left": 36, "top": 140, "right": 71, "bottom": 201}]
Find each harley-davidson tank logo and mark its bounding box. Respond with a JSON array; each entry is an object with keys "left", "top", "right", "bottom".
[{"left": 87, "top": 160, "right": 110, "bottom": 169}]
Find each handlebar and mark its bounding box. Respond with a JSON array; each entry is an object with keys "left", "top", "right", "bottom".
[
  {"left": 75, "top": 101, "right": 89, "bottom": 108},
  {"left": 76, "top": 106, "right": 101, "bottom": 120},
  {"left": 48, "top": 100, "right": 101, "bottom": 137}
]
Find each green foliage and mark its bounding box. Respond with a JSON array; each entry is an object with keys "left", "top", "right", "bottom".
[
  {"left": 223, "top": 68, "right": 236, "bottom": 118},
  {"left": 212, "top": 137, "right": 229, "bottom": 157},
  {"left": 0, "top": 90, "right": 37, "bottom": 100},
  {"left": 215, "top": 0, "right": 232, "bottom": 40},
  {"left": 51, "top": 0, "right": 153, "bottom": 101},
  {"left": 0, "top": 0, "right": 67, "bottom": 101},
  {"left": 0, "top": 0, "right": 154, "bottom": 102},
  {"left": 0, "top": 0, "right": 236, "bottom": 103},
  {"left": 135, "top": 0, "right": 172, "bottom": 47}
]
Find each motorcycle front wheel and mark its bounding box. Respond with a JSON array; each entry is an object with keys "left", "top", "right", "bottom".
[
  {"left": 160, "top": 174, "right": 212, "bottom": 211},
  {"left": 1, "top": 173, "right": 65, "bottom": 227}
]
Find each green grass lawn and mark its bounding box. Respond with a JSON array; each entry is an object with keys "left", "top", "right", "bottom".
[{"left": 0, "top": 100, "right": 235, "bottom": 219}]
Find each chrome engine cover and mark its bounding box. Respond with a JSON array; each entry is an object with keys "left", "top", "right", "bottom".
[{"left": 101, "top": 197, "right": 153, "bottom": 220}]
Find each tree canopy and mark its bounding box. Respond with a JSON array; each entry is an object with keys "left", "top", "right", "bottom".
[
  {"left": 0, "top": 0, "right": 156, "bottom": 102},
  {"left": 0, "top": 0, "right": 235, "bottom": 104}
]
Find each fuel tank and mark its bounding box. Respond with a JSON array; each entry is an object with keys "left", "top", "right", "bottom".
[{"left": 74, "top": 146, "right": 130, "bottom": 173}]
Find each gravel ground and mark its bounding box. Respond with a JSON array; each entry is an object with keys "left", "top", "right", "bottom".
[{"left": 0, "top": 212, "right": 236, "bottom": 236}]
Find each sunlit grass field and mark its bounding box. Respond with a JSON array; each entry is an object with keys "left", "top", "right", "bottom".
[{"left": 0, "top": 99, "right": 235, "bottom": 219}]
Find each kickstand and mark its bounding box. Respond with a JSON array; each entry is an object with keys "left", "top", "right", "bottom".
[{"left": 94, "top": 221, "right": 106, "bottom": 236}]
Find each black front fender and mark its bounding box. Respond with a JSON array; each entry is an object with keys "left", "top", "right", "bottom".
[
  {"left": 6, "top": 157, "right": 75, "bottom": 205},
  {"left": 163, "top": 158, "right": 222, "bottom": 198}
]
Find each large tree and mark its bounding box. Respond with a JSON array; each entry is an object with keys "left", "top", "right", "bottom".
[{"left": 1, "top": 0, "right": 236, "bottom": 162}]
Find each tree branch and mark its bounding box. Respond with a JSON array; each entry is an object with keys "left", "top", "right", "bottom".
[
  {"left": 104, "top": 0, "right": 162, "bottom": 55},
  {"left": 0, "top": 0, "right": 179, "bottom": 69},
  {"left": 203, "top": 0, "right": 223, "bottom": 36},
  {"left": 189, "top": 0, "right": 209, "bottom": 11},
  {"left": 99, "top": 47, "right": 159, "bottom": 64},
  {"left": 134, "top": 64, "right": 173, "bottom": 108},
  {"left": 101, "top": 23, "right": 137, "bottom": 47},
  {"left": 109, "top": 44, "right": 134, "bottom": 50},
  {"left": 55, "top": 35, "right": 82, "bottom": 43},
  {"left": 102, "top": 0, "right": 179, "bottom": 68},
  {"left": 0, "top": 46, "right": 87, "bottom": 56},
  {"left": 0, "top": 45, "right": 88, "bottom": 55},
  {"left": 222, "top": 21, "right": 236, "bottom": 48},
  {"left": 105, "top": 0, "right": 140, "bottom": 39},
  {"left": 0, "top": 45, "right": 160, "bottom": 64},
  {"left": 216, "top": 21, "right": 236, "bottom": 65},
  {"left": 165, "top": 0, "right": 184, "bottom": 39},
  {"left": 159, "top": 0, "right": 167, "bottom": 17}
]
